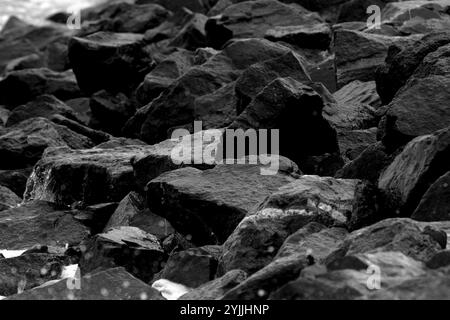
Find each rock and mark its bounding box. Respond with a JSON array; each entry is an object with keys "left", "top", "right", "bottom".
[
  {"left": 80, "top": 226, "right": 165, "bottom": 282},
  {"left": 379, "top": 76, "right": 450, "bottom": 150},
  {"left": 95, "top": 138, "right": 146, "bottom": 149},
  {"left": 5, "top": 53, "right": 46, "bottom": 73},
  {"left": 0, "top": 253, "right": 64, "bottom": 297},
  {"left": 155, "top": 246, "right": 222, "bottom": 288},
  {"left": 64, "top": 97, "right": 91, "bottom": 125},
  {"left": 71, "top": 202, "right": 118, "bottom": 235},
  {"left": 6, "top": 94, "right": 82, "bottom": 127},
  {"left": 135, "top": 49, "right": 195, "bottom": 105},
  {"left": 207, "top": 0, "right": 324, "bottom": 49},
  {"left": 234, "top": 51, "right": 312, "bottom": 113},
  {"left": 0, "top": 118, "right": 94, "bottom": 170},
  {"left": 265, "top": 23, "right": 332, "bottom": 50},
  {"left": 381, "top": 1, "right": 450, "bottom": 27},
  {"left": 169, "top": 13, "right": 208, "bottom": 51},
  {"left": 0, "top": 168, "right": 31, "bottom": 197},
  {"left": 221, "top": 224, "right": 348, "bottom": 299},
  {"left": 137, "top": 0, "right": 216, "bottom": 15},
  {"left": 334, "top": 29, "right": 420, "bottom": 88},
  {"left": 0, "top": 201, "right": 90, "bottom": 250},
  {"left": 375, "top": 32, "right": 450, "bottom": 105},
  {"left": 133, "top": 38, "right": 292, "bottom": 144},
  {"left": 104, "top": 192, "right": 174, "bottom": 240},
  {"left": 0, "top": 106, "right": 9, "bottom": 126},
  {"left": 378, "top": 126, "right": 450, "bottom": 216},
  {"left": 337, "top": 0, "right": 399, "bottom": 22},
  {"left": 89, "top": 90, "right": 136, "bottom": 136},
  {"left": 0, "top": 68, "right": 81, "bottom": 108},
  {"left": 147, "top": 159, "right": 300, "bottom": 245},
  {"left": 426, "top": 250, "right": 450, "bottom": 269},
  {"left": 6, "top": 267, "right": 164, "bottom": 300},
  {"left": 331, "top": 218, "right": 446, "bottom": 263},
  {"left": 68, "top": 32, "right": 154, "bottom": 95},
  {"left": 219, "top": 176, "right": 359, "bottom": 274},
  {"left": 180, "top": 269, "right": 247, "bottom": 300},
  {"left": 323, "top": 99, "right": 376, "bottom": 131},
  {"left": 333, "top": 80, "right": 381, "bottom": 109},
  {"left": 0, "top": 185, "right": 21, "bottom": 211},
  {"left": 412, "top": 172, "right": 450, "bottom": 222},
  {"left": 337, "top": 128, "right": 377, "bottom": 163},
  {"left": 335, "top": 142, "right": 396, "bottom": 183},
  {"left": 230, "top": 77, "right": 339, "bottom": 167}
]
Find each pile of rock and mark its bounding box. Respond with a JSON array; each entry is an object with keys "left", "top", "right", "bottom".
[{"left": 0, "top": 0, "right": 449, "bottom": 300}]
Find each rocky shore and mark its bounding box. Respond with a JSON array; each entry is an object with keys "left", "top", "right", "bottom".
[{"left": 0, "top": 0, "right": 450, "bottom": 300}]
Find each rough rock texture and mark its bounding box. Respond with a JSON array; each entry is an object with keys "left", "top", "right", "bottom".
[
  {"left": 147, "top": 160, "right": 300, "bottom": 245},
  {"left": 0, "top": 185, "right": 21, "bottom": 211}
]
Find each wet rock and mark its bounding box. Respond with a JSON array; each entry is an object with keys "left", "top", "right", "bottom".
[
  {"left": 378, "top": 127, "right": 450, "bottom": 216},
  {"left": 222, "top": 224, "right": 348, "bottom": 299},
  {"left": 0, "top": 253, "right": 64, "bottom": 297},
  {"left": 89, "top": 90, "right": 136, "bottom": 136},
  {"left": 412, "top": 171, "right": 450, "bottom": 222},
  {"left": 375, "top": 32, "right": 450, "bottom": 105},
  {"left": 6, "top": 94, "right": 82, "bottom": 127},
  {"left": 155, "top": 246, "right": 222, "bottom": 288},
  {"left": 230, "top": 77, "right": 339, "bottom": 167},
  {"left": 379, "top": 76, "right": 450, "bottom": 150},
  {"left": 104, "top": 192, "right": 174, "bottom": 240},
  {"left": 220, "top": 176, "right": 358, "bottom": 274},
  {"left": 0, "top": 168, "right": 31, "bottom": 197},
  {"left": 147, "top": 159, "right": 300, "bottom": 245},
  {"left": 0, "top": 117, "right": 94, "bottom": 170},
  {"left": 0, "top": 200, "right": 90, "bottom": 250},
  {"left": 80, "top": 226, "right": 165, "bottom": 282},
  {"left": 180, "top": 269, "right": 247, "bottom": 300},
  {"left": 0, "top": 68, "right": 81, "bottom": 108},
  {"left": 68, "top": 32, "right": 154, "bottom": 95},
  {"left": 0, "top": 185, "right": 21, "bottom": 211},
  {"left": 6, "top": 267, "right": 164, "bottom": 300}
]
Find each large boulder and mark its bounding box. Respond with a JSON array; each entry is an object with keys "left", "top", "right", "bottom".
[
  {"left": 219, "top": 176, "right": 359, "bottom": 274},
  {"left": 68, "top": 32, "right": 154, "bottom": 94},
  {"left": 0, "top": 201, "right": 90, "bottom": 250},
  {"left": 80, "top": 226, "right": 165, "bottom": 282},
  {"left": 6, "top": 267, "right": 164, "bottom": 300},
  {"left": 378, "top": 126, "right": 450, "bottom": 216},
  {"left": 0, "top": 117, "right": 94, "bottom": 170},
  {"left": 0, "top": 68, "right": 81, "bottom": 108},
  {"left": 147, "top": 160, "right": 300, "bottom": 245}
]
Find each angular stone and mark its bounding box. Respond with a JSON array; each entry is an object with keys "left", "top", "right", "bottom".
[
  {"left": 0, "top": 185, "right": 21, "bottom": 211},
  {"left": 337, "top": 128, "right": 377, "bottom": 163},
  {"left": 0, "top": 168, "right": 31, "bottom": 197},
  {"left": 265, "top": 23, "right": 332, "bottom": 50}
]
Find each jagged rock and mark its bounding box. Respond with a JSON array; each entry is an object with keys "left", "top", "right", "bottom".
[
  {"left": 234, "top": 51, "right": 311, "bottom": 113},
  {"left": 378, "top": 127, "right": 450, "bottom": 216},
  {"left": 219, "top": 176, "right": 359, "bottom": 274},
  {"left": 80, "top": 226, "right": 165, "bottom": 282},
  {"left": 89, "top": 90, "right": 136, "bottom": 136},
  {"left": 0, "top": 106, "right": 9, "bottom": 126},
  {"left": 104, "top": 192, "right": 174, "bottom": 240},
  {"left": 6, "top": 95, "right": 82, "bottom": 127},
  {"left": 0, "top": 68, "right": 81, "bottom": 108},
  {"left": 375, "top": 32, "right": 450, "bottom": 104},
  {"left": 337, "top": 0, "right": 399, "bottom": 22},
  {"left": 0, "top": 168, "right": 31, "bottom": 197},
  {"left": 132, "top": 38, "right": 291, "bottom": 144},
  {"left": 147, "top": 159, "right": 300, "bottom": 245},
  {"left": 330, "top": 218, "right": 446, "bottom": 263},
  {"left": 230, "top": 77, "right": 339, "bottom": 167},
  {"left": 0, "top": 254, "right": 64, "bottom": 297},
  {"left": 154, "top": 246, "right": 221, "bottom": 288},
  {"left": 0, "top": 38, "right": 40, "bottom": 75},
  {"left": 333, "top": 80, "right": 381, "bottom": 109},
  {"left": 337, "top": 128, "right": 377, "bottom": 163},
  {"left": 207, "top": 0, "right": 324, "bottom": 49},
  {"left": 6, "top": 267, "right": 164, "bottom": 300},
  {"left": 381, "top": 1, "right": 450, "bottom": 27},
  {"left": 323, "top": 99, "right": 376, "bottom": 131},
  {"left": 64, "top": 97, "right": 91, "bottom": 124},
  {"left": 334, "top": 29, "right": 420, "bottom": 88},
  {"left": 71, "top": 202, "right": 118, "bottom": 234},
  {"left": 0, "top": 117, "right": 94, "bottom": 169},
  {"left": 180, "top": 269, "right": 247, "bottom": 300},
  {"left": 95, "top": 138, "right": 146, "bottom": 149},
  {"left": 379, "top": 76, "right": 450, "bottom": 150},
  {"left": 265, "top": 23, "right": 332, "bottom": 50},
  {"left": 336, "top": 142, "right": 397, "bottom": 183},
  {"left": 135, "top": 49, "right": 195, "bottom": 105},
  {"left": 50, "top": 114, "right": 111, "bottom": 145},
  {"left": 0, "top": 185, "right": 21, "bottom": 211},
  {"left": 412, "top": 171, "right": 450, "bottom": 222},
  {"left": 169, "top": 13, "right": 208, "bottom": 50},
  {"left": 222, "top": 224, "right": 348, "bottom": 299},
  {"left": 0, "top": 200, "right": 90, "bottom": 250},
  {"left": 68, "top": 32, "right": 154, "bottom": 94}
]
